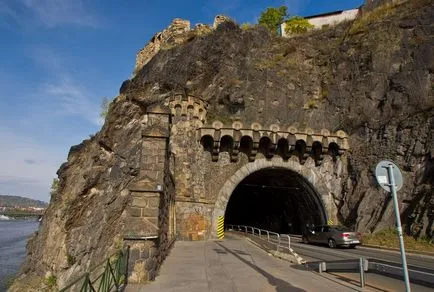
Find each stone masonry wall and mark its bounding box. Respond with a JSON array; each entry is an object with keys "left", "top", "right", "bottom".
[{"left": 124, "top": 106, "right": 175, "bottom": 283}]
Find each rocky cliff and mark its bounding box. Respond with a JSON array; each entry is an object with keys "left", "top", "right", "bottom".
[{"left": 11, "top": 0, "right": 433, "bottom": 290}]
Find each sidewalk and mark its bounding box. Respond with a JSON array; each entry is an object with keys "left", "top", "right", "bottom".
[{"left": 126, "top": 233, "right": 364, "bottom": 292}]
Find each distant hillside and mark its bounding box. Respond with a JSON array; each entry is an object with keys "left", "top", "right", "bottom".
[{"left": 0, "top": 195, "right": 48, "bottom": 208}]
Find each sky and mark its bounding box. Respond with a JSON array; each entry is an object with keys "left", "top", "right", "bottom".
[{"left": 0, "top": 0, "right": 363, "bottom": 202}]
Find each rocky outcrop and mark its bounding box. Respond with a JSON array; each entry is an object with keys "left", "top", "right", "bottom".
[
  {"left": 11, "top": 0, "right": 433, "bottom": 290},
  {"left": 124, "top": 0, "right": 433, "bottom": 235}
]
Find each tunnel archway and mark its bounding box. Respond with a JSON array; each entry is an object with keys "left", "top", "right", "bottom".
[
  {"left": 211, "top": 159, "right": 330, "bottom": 238},
  {"left": 224, "top": 168, "right": 326, "bottom": 234}
]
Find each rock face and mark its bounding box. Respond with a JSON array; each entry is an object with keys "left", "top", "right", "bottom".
[{"left": 12, "top": 1, "right": 433, "bottom": 290}]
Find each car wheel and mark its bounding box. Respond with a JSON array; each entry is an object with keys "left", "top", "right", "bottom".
[{"left": 328, "top": 239, "right": 337, "bottom": 248}]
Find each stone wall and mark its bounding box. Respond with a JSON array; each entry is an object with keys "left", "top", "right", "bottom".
[
  {"left": 134, "top": 16, "right": 233, "bottom": 75},
  {"left": 124, "top": 105, "right": 176, "bottom": 283}
]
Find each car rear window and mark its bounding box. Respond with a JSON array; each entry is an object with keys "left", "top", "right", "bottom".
[{"left": 332, "top": 226, "right": 352, "bottom": 232}]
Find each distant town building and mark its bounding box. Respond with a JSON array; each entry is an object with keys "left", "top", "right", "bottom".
[{"left": 279, "top": 8, "right": 360, "bottom": 37}]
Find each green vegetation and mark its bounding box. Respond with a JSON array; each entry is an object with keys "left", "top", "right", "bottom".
[
  {"left": 50, "top": 178, "right": 59, "bottom": 199},
  {"left": 240, "top": 23, "right": 252, "bottom": 30},
  {"left": 303, "top": 98, "right": 319, "bottom": 110},
  {"left": 45, "top": 274, "right": 57, "bottom": 289},
  {"left": 258, "top": 6, "right": 288, "bottom": 33},
  {"left": 67, "top": 254, "right": 76, "bottom": 266},
  {"left": 284, "top": 16, "right": 314, "bottom": 35},
  {"left": 349, "top": 2, "right": 399, "bottom": 35},
  {"left": 363, "top": 228, "right": 434, "bottom": 253},
  {"left": 100, "top": 97, "right": 111, "bottom": 118}
]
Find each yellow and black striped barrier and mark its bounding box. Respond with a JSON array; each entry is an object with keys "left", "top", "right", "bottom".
[
  {"left": 327, "top": 219, "right": 334, "bottom": 225},
  {"left": 217, "top": 216, "right": 225, "bottom": 240}
]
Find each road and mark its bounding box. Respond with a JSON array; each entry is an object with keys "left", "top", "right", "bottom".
[
  {"left": 289, "top": 239, "right": 434, "bottom": 270},
  {"left": 126, "top": 233, "right": 363, "bottom": 292}
]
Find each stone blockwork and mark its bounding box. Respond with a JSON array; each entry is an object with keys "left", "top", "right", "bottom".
[
  {"left": 134, "top": 15, "right": 233, "bottom": 74},
  {"left": 199, "top": 121, "right": 348, "bottom": 164},
  {"left": 124, "top": 105, "right": 176, "bottom": 283},
  {"left": 135, "top": 18, "right": 191, "bottom": 74}
]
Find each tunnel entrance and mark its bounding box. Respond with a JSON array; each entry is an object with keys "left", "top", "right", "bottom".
[{"left": 224, "top": 167, "right": 326, "bottom": 235}]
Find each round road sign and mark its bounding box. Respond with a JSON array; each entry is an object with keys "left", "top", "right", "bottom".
[{"left": 375, "top": 160, "right": 403, "bottom": 192}]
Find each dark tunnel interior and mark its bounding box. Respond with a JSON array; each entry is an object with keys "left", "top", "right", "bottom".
[{"left": 224, "top": 168, "right": 326, "bottom": 234}]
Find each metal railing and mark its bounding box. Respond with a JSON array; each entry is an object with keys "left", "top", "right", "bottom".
[
  {"left": 60, "top": 246, "right": 129, "bottom": 292},
  {"left": 226, "top": 224, "right": 292, "bottom": 252}
]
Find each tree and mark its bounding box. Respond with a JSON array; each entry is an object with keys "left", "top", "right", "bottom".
[
  {"left": 50, "top": 178, "right": 59, "bottom": 199},
  {"left": 258, "top": 6, "right": 288, "bottom": 33},
  {"left": 284, "top": 16, "right": 314, "bottom": 35},
  {"left": 100, "top": 97, "right": 110, "bottom": 118}
]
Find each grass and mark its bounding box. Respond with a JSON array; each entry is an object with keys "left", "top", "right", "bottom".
[
  {"left": 67, "top": 253, "right": 76, "bottom": 266},
  {"left": 349, "top": 2, "right": 400, "bottom": 35},
  {"left": 303, "top": 98, "right": 319, "bottom": 110},
  {"left": 45, "top": 274, "right": 57, "bottom": 289},
  {"left": 362, "top": 228, "right": 434, "bottom": 253}
]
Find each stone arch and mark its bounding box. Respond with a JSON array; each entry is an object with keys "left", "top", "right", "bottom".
[
  {"left": 220, "top": 135, "right": 233, "bottom": 153},
  {"left": 200, "top": 135, "right": 214, "bottom": 153},
  {"left": 210, "top": 158, "right": 331, "bottom": 238},
  {"left": 239, "top": 136, "right": 253, "bottom": 157}
]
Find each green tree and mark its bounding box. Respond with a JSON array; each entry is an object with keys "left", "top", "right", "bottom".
[
  {"left": 284, "top": 16, "right": 314, "bottom": 35},
  {"left": 100, "top": 97, "right": 110, "bottom": 118},
  {"left": 258, "top": 6, "right": 288, "bottom": 33},
  {"left": 50, "top": 178, "right": 59, "bottom": 199}
]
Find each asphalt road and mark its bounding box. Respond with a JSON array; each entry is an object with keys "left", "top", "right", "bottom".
[
  {"left": 289, "top": 240, "right": 434, "bottom": 270},
  {"left": 235, "top": 232, "right": 434, "bottom": 292}
]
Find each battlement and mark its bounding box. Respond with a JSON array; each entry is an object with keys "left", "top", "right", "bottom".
[
  {"left": 198, "top": 120, "right": 349, "bottom": 164},
  {"left": 135, "top": 16, "right": 232, "bottom": 74}
]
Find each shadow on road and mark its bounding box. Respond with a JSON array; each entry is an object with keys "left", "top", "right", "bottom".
[{"left": 215, "top": 242, "right": 306, "bottom": 292}]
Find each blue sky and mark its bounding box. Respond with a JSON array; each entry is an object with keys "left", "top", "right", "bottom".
[{"left": 0, "top": 0, "right": 363, "bottom": 202}]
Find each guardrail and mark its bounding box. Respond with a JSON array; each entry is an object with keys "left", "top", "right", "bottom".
[
  {"left": 59, "top": 246, "right": 129, "bottom": 292},
  {"left": 226, "top": 224, "right": 292, "bottom": 252},
  {"left": 311, "top": 258, "right": 434, "bottom": 288}
]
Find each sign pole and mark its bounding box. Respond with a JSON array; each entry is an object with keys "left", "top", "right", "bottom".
[{"left": 385, "top": 163, "right": 411, "bottom": 292}]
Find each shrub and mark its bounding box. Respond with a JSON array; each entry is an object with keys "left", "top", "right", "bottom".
[
  {"left": 67, "top": 254, "right": 76, "bottom": 266},
  {"left": 240, "top": 23, "right": 251, "bottom": 30},
  {"left": 284, "top": 16, "right": 314, "bottom": 35},
  {"left": 259, "top": 6, "right": 288, "bottom": 33},
  {"left": 50, "top": 178, "right": 59, "bottom": 200},
  {"left": 45, "top": 274, "right": 57, "bottom": 289}
]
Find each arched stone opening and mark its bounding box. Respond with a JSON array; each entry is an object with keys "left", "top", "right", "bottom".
[
  {"left": 258, "top": 136, "right": 273, "bottom": 158},
  {"left": 200, "top": 135, "right": 214, "bottom": 153},
  {"left": 239, "top": 136, "right": 253, "bottom": 156},
  {"left": 211, "top": 159, "right": 331, "bottom": 238},
  {"left": 276, "top": 138, "right": 290, "bottom": 160},
  {"left": 328, "top": 142, "right": 340, "bottom": 161},
  {"left": 220, "top": 135, "right": 233, "bottom": 153},
  {"left": 224, "top": 168, "right": 326, "bottom": 234}
]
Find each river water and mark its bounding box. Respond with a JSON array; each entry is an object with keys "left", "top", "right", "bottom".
[{"left": 0, "top": 220, "right": 39, "bottom": 291}]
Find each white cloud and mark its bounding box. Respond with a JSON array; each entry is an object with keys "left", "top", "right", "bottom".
[
  {"left": 0, "top": 126, "right": 64, "bottom": 202},
  {"left": 0, "top": 0, "right": 99, "bottom": 28},
  {"left": 27, "top": 46, "right": 103, "bottom": 126},
  {"left": 43, "top": 78, "right": 103, "bottom": 126}
]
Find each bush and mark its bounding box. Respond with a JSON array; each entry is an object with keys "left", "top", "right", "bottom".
[
  {"left": 259, "top": 6, "right": 288, "bottom": 33},
  {"left": 284, "top": 16, "right": 314, "bottom": 35},
  {"left": 45, "top": 274, "right": 57, "bottom": 289},
  {"left": 50, "top": 178, "right": 59, "bottom": 200},
  {"left": 240, "top": 23, "right": 251, "bottom": 30}
]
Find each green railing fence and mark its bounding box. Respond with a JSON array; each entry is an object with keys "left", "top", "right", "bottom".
[{"left": 60, "top": 246, "right": 129, "bottom": 292}]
